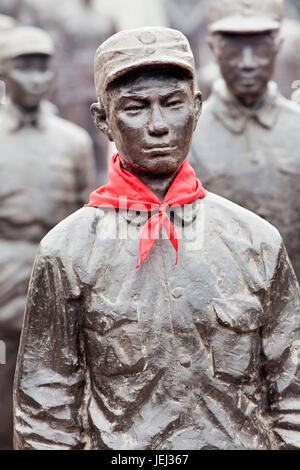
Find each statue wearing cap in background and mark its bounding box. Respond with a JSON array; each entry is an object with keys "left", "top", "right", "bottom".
[
  {"left": 14, "top": 26, "right": 300, "bottom": 450},
  {"left": 0, "top": 25, "right": 96, "bottom": 450},
  {"left": 190, "top": 0, "right": 300, "bottom": 280},
  {"left": 18, "top": 0, "right": 117, "bottom": 186}
]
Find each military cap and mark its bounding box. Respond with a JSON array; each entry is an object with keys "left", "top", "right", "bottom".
[
  {"left": 0, "top": 26, "right": 54, "bottom": 64},
  {"left": 94, "top": 26, "right": 195, "bottom": 98},
  {"left": 207, "top": 0, "right": 284, "bottom": 33}
]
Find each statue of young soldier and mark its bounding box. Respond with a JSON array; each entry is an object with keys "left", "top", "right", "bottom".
[
  {"left": 0, "top": 26, "right": 95, "bottom": 450},
  {"left": 14, "top": 27, "right": 300, "bottom": 450},
  {"left": 190, "top": 0, "right": 300, "bottom": 280}
]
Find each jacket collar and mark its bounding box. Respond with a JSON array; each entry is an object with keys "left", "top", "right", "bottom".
[
  {"left": 211, "top": 79, "right": 280, "bottom": 134},
  {"left": 120, "top": 200, "right": 201, "bottom": 227},
  {"left": 0, "top": 99, "right": 49, "bottom": 133}
]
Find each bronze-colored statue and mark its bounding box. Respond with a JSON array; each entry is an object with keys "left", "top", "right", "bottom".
[
  {"left": 0, "top": 26, "right": 95, "bottom": 450},
  {"left": 14, "top": 27, "right": 300, "bottom": 450},
  {"left": 190, "top": 0, "right": 300, "bottom": 280}
]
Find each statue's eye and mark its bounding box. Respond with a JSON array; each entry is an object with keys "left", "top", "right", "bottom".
[
  {"left": 15, "top": 63, "right": 31, "bottom": 71},
  {"left": 166, "top": 100, "right": 182, "bottom": 107},
  {"left": 125, "top": 105, "right": 144, "bottom": 112}
]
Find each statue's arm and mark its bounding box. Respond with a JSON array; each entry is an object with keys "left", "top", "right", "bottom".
[
  {"left": 263, "top": 243, "right": 300, "bottom": 449},
  {"left": 13, "top": 246, "right": 86, "bottom": 450}
]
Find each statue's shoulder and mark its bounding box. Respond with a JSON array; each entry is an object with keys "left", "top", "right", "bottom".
[
  {"left": 46, "top": 112, "right": 92, "bottom": 145},
  {"left": 276, "top": 93, "right": 300, "bottom": 119},
  {"left": 203, "top": 192, "right": 282, "bottom": 251},
  {"left": 39, "top": 206, "right": 105, "bottom": 259}
]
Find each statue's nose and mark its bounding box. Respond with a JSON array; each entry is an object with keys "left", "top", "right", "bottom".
[
  {"left": 148, "top": 103, "right": 169, "bottom": 136},
  {"left": 239, "top": 46, "right": 257, "bottom": 70}
]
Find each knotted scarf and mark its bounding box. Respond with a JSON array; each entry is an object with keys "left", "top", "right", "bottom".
[{"left": 86, "top": 153, "right": 207, "bottom": 268}]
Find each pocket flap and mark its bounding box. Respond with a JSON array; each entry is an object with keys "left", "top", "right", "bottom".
[{"left": 213, "top": 295, "right": 264, "bottom": 333}]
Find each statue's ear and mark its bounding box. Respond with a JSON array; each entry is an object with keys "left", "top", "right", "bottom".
[
  {"left": 90, "top": 102, "right": 114, "bottom": 142},
  {"left": 194, "top": 90, "right": 202, "bottom": 129},
  {"left": 208, "top": 34, "right": 220, "bottom": 59}
]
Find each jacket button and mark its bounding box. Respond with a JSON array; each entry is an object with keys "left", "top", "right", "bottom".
[
  {"left": 179, "top": 354, "right": 191, "bottom": 368},
  {"left": 171, "top": 287, "right": 184, "bottom": 299}
]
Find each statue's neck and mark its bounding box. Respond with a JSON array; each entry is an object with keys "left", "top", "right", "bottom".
[
  {"left": 234, "top": 85, "right": 269, "bottom": 109},
  {"left": 10, "top": 97, "right": 40, "bottom": 116},
  {"left": 138, "top": 172, "right": 179, "bottom": 201}
]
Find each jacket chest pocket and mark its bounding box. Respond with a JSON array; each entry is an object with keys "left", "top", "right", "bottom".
[
  {"left": 211, "top": 296, "right": 264, "bottom": 384},
  {"left": 85, "top": 292, "right": 148, "bottom": 377},
  {"left": 100, "top": 325, "right": 147, "bottom": 376}
]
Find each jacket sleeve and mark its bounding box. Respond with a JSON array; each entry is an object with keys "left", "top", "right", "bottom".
[
  {"left": 262, "top": 242, "right": 300, "bottom": 449},
  {"left": 13, "top": 245, "right": 86, "bottom": 450}
]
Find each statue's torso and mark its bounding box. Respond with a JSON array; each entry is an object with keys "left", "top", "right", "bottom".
[{"left": 36, "top": 195, "right": 289, "bottom": 450}]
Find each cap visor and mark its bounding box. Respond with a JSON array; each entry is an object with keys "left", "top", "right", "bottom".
[
  {"left": 104, "top": 58, "right": 194, "bottom": 91},
  {"left": 209, "top": 16, "right": 280, "bottom": 33}
]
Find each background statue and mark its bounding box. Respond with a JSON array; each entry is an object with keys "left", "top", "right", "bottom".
[
  {"left": 14, "top": 27, "right": 300, "bottom": 450},
  {"left": 190, "top": 0, "right": 300, "bottom": 280},
  {"left": 0, "top": 25, "right": 95, "bottom": 449},
  {"left": 18, "top": 0, "right": 116, "bottom": 184},
  {"left": 196, "top": 0, "right": 300, "bottom": 102}
]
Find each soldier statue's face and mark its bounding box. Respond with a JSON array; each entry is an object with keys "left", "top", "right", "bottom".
[
  {"left": 92, "top": 69, "right": 202, "bottom": 175},
  {"left": 4, "top": 53, "right": 54, "bottom": 111},
  {"left": 211, "top": 31, "right": 281, "bottom": 106}
]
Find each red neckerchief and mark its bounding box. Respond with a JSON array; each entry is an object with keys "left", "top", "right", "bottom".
[{"left": 85, "top": 153, "right": 207, "bottom": 268}]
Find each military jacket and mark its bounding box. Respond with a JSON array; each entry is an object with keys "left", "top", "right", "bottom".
[{"left": 14, "top": 193, "right": 300, "bottom": 450}]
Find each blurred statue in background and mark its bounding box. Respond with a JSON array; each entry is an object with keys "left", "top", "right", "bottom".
[
  {"left": 191, "top": 0, "right": 300, "bottom": 279},
  {"left": 169, "top": 0, "right": 300, "bottom": 101},
  {"left": 0, "top": 26, "right": 95, "bottom": 449},
  {"left": 18, "top": 0, "right": 116, "bottom": 184}
]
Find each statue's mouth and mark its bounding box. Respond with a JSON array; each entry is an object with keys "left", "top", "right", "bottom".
[{"left": 142, "top": 146, "right": 177, "bottom": 155}]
